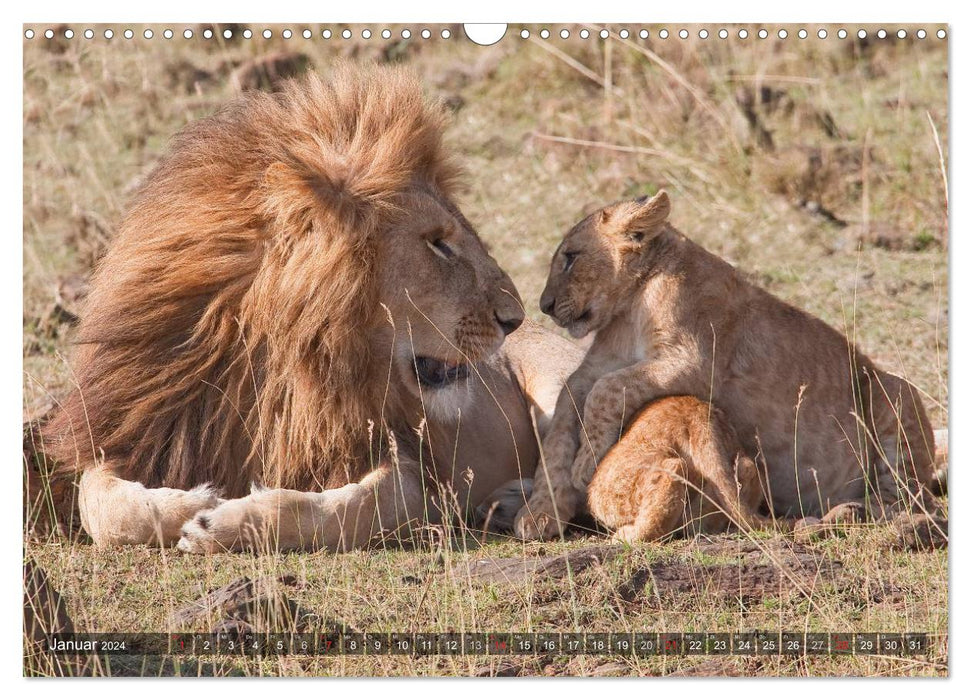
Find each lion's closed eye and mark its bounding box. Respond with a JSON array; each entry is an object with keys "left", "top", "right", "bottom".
[
  {"left": 563, "top": 251, "right": 578, "bottom": 272},
  {"left": 427, "top": 238, "right": 455, "bottom": 260}
]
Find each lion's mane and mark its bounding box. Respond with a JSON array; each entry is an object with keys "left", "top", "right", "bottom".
[{"left": 46, "top": 64, "right": 461, "bottom": 495}]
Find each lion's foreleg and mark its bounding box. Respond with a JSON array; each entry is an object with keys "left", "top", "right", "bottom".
[
  {"left": 514, "top": 363, "right": 601, "bottom": 540},
  {"left": 78, "top": 465, "right": 222, "bottom": 547},
  {"left": 176, "top": 459, "right": 427, "bottom": 554}
]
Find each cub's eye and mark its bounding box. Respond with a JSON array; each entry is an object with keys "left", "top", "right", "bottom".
[
  {"left": 427, "top": 238, "right": 455, "bottom": 260},
  {"left": 563, "top": 251, "right": 579, "bottom": 272}
]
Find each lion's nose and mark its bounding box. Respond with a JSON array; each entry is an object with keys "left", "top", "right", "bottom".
[
  {"left": 539, "top": 293, "right": 556, "bottom": 317},
  {"left": 495, "top": 310, "right": 524, "bottom": 337}
]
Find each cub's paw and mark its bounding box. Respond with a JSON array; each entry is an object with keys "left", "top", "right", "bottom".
[
  {"left": 820, "top": 501, "right": 865, "bottom": 525},
  {"left": 611, "top": 525, "right": 643, "bottom": 544}
]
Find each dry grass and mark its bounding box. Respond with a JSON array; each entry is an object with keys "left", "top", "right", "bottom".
[{"left": 23, "top": 23, "right": 948, "bottom": 677}]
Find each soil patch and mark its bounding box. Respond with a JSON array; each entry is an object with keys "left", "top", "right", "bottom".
[
  {"left": 621, "top": 538, "right": 843, "bottom": 604},
  {"left": 454, "top": 545, "right": 623, "bottom": 585}
]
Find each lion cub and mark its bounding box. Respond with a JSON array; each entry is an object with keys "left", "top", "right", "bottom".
[
  {"left": 588, "top": 395, "right": 767, "bottom": 541},
  {"left": 514, "top": 190, "right": 937, "bottom": 542},
  {"left": 521, "top": 192, "right": 768, "bottom": 542}
]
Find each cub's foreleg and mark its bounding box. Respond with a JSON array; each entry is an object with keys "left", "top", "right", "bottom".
[
  {"left": 514, "top": 361, "right": 604, "bottom": 540},
  {"left": 571, "top": 356, "right": 706, "bottom": 492}
]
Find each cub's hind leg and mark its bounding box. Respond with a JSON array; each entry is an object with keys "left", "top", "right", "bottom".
[
  {"left": 590, "top": 453, "right": 689, "bottom": 543},
  {"left": 680, "top": 404, "right": 771, "bottom": 533},
  {"left": 587, "top": 396, "right": 769, "bottom": 543},
  {"left": 865, "top": 369, "right": 940, "bottom": 519}
]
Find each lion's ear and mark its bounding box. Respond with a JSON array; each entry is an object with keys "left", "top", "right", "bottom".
[{"left": 601, "top": 190, "right": 671, "bottom": 245}]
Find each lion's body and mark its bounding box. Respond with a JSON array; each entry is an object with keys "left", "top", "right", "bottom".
[
  {"left": 45, "top": 66, "right": 583, "bottom": 551},
  {"left": 516, "top": 191, "right": 938, "bottom": 541}
]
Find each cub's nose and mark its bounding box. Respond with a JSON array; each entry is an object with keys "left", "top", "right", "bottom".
[
  {"left": 539, "top": 293, "right": 556, "bottom": 317},
  {"left": 495, "top": 311, "right": 524, "bottom": 337}
]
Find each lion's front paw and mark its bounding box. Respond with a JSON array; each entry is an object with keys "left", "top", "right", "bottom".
[
  {"left": 513, "top": 504, "right": 567, "bottom": 541},
  {"left": 176, "top": 497, "right": 264, "bottom": 554},
  {"left": 176, "top": 511, "right": 224, "bottom": 554},
  {"left": 475, "top": 479, "right": 534, "bottom": 533}
]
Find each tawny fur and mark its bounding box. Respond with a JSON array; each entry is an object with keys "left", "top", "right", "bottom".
[
  {"left": 43, "top": 65, "right": 584, "bottom": 550},
  {"left": 517, "top": 190, "right": 939, "bottom": 541},
  {"left": 46, "top": 65, "right": 461, "bottom": 493},
  {"left": 588, "top": 396, "right": 765, "bottom": 542}
]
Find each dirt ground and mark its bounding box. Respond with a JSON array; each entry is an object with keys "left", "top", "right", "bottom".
[{"left": 22, "top": 23, "right": 948, "bottom": 677}]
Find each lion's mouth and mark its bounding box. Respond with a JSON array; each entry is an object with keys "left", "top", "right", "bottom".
[
  {"left": 554, "top": 307, "right": 590, "bottom": 327},
  {"left": 560, "top": 308, "right": 594, "bottom": 339},
  {"left": 553, "top": 306, "right": 591, "bottom": 327},
  {"left": 571, "top": 308, "right": 593, "bottom": 325},
  {"left": 414, "top": 356, "right": 471, "bottom": 388}
]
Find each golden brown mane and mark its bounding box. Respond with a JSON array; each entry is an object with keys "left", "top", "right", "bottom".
[{"left": 45, "top": 64, "right": 462, "bottom": 495}]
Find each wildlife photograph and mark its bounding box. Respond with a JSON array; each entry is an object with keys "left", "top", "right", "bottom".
[{"left": 22, "top": 22, "right": 948, "bottom": 677}]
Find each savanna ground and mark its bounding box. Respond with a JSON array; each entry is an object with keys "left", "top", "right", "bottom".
[{"left": 22, "top": 23, "right": 948, "bottom": 677}]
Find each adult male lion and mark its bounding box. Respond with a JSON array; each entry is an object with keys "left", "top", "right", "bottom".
[{"left": 44, "top": 65, "right": 581, "bottom": 553}]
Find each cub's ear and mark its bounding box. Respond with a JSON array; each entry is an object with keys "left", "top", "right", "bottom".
[{"left": 600, "top": 190, "right": 671, "bottom": 244}]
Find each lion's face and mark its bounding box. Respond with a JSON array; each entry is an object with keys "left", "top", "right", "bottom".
[
  {"left": 539, "top": 214, "right": 621, "bottom": 339},
  {"left": 375, "top": 187, "right": 525, "bottom": 397},
  {"left": 539, "top": 191, "right": 671, "bottom": 338}
]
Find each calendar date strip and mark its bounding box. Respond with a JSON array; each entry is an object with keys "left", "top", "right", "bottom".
[{"left": 45, "top": 632, "right": 939, "bottom": 657}]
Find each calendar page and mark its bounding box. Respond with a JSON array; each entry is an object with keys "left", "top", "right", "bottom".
[{"left": 22, "top": 21, "right": 948, "bottom": 678}]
